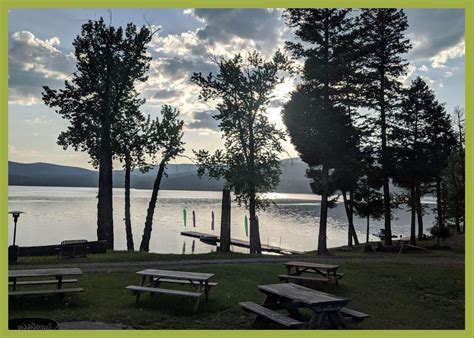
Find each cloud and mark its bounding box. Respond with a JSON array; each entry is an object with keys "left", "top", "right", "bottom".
[
  {"left": 407, "top": 9, "right": 465, "bottom": 60},
  {"left": 429, "top": 39, "right": 465, "bottom": 68},
  {"left": 187, "top": 9, "right": 284, "bottom": 53},
  {"left": 25, "top": 115, "right": 51, "bottom": 125},
  {"left": 419, "top": 65, "right": 429, "bottom": 72},
  {"left": 8, "top": 31, "right": 75, "bottom": 105},
  {"left": 187, "top": 110, "right": 220, "bottom": 131}
]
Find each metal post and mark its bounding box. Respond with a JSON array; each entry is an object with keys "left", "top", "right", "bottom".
[{"left": 13, "top": 215, "right": 18, "bottom": 246}]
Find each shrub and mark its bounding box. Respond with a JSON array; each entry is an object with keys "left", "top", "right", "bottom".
[{"left": 430, "top": 226, "right": 451, "bottom": 246}]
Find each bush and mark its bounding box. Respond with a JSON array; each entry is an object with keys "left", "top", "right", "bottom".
[{"left": 430, "top": 226, "right": 451, "bottom": 246}]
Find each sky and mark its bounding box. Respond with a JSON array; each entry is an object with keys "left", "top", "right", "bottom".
[{"left": 8, "top": 8, "right": 465, "bottom": 169}]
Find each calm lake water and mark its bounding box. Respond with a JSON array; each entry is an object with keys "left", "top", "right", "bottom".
[{"left": 8, "top": 186, "right": 436, "bottom": 254}]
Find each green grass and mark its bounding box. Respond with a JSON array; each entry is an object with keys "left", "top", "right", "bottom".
[{"left": 9, "top": 262, "right": 465, "bottom": 329}]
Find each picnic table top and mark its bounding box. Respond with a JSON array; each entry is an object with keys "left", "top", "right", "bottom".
[
  {"left": 258, "top": 283, "right": 349, "bottom": 307},
  {"left": 285, "top": 261, "right": 340, "bottom": 270},
  {"left": 9, "top": 268, "right": 83, "bottom": 278},
  {"left": 136, "top": 269, "right": 214, "bottom": 281}
]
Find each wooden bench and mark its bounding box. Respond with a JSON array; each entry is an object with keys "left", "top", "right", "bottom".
[
  {"left": 9, "top": 279, "right": 78, "bottom": 286},
  {"left": 151, "top": 278, "right": 218, "bottom": 287},
  {"left": 340, "top": 307, "right": 371, "bottom": 323},
  {"left": 58, "top": 240, "right": 88, "bottom": 258},
  {"left": 9, "top": 267, "right": 84, "bottom": 299},
  {"left": 9, "top": 288, "right": 84, "bottom": 297},
  {"left": 239, "top": 301, "right": 304, "bottom": 329},
  {"left": 126, "top": 285, "right": 204, "bottom": 299},
  {"left": 278, "top": 274, "right": 331, "bottom": 283}
]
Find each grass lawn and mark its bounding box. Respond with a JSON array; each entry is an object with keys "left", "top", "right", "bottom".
[{"left": 9, "top": 262, "right": 465, "bottom": 330}]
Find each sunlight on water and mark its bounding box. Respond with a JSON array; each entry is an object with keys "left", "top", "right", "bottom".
[{"left": 8, "top": 186, "right": 436, "bottom": 254}]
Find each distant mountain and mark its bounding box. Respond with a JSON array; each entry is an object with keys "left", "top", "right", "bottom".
[{"left": 8, "top": 159, "right": 313, "bottom": 194}]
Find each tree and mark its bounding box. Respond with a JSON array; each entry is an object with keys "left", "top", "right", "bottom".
[
  {"left": 430, "top": 226, "right": 451, "bottom": 247},
  {"left": 283, "top": 9, "right": 360, "bottom": 255},
  {"left": 390, "top": 77, "right": 434, "bottom": 245},
  {"left": 442, "top": 106, "right": 465, "bottom": 233},
  {"left": 139, "top": 105, "right": 185, "bottom": 252},
  {"left": 42, "top": 18, "right": 154, "bottom": 249},
  {"left": 191, "top": 51, "right": 290, "bottom": 254},
  {"left": 353, "top": 177, "right": 384, "bottom": 244},
  {"left": 114, "top": 99, "right": 151, "bottom": 251},
  {"left": 424, "top": 101, "right": 456, "bottom": 228},
  {"left": 357, "top": 9, "right": 412, "bottom": 245}
]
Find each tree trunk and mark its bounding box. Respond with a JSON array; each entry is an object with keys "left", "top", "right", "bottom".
[
  {"left": 139, "top": 159, "right": 166, "bottom": 252},
  {"left": 342, "top": 190, "right": 359, "bottom": 247},
  {"left": 366, "top": 215, "right": 370, "bottom": 243},
  {"left": 249, "top": 188, "right": 262, "bottom": 254},
  {"left": 410, "top": 184, "right": 416, "bottom": 246},
  {"left": 349, "top": 189, "right": 359, "bottom": 245},
  {"left": 317, "top": 164, "right": 330, "bottom": 255},
  {"left": 124, "top": 153, "right": 134, "bottom": 251},
  {"left": 97, "top": 113, "right": 114, "bottom": 250},
  {"left": 436, "top": 176, "right": 444, "bottom": 227},
  {"left": 219, "top": 188, "right": 231, "bottom": 252},
  {"left": 342, "top": 191, "right": 353, "bottom": 247},
  {"left": 415, "top": 184, "right": 424, "bottom": 240},
  {"left": 97, "top": 35, "right": 114, "bottom": 250},
  {"left": 379, "top": 31, "right": 392, "bottom": 246}
]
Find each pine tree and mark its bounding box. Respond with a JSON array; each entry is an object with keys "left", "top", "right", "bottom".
[
  {"left": 283, "top": 9, "right": 360, "bottom": 255},
  {"left": 390, "top": 77, "right": 434, "bottom": 245},
  {"left": 424, "top": 101, "right": 457, "bottom": 228},
  {"left": 357, "top": 9, "right": 412, "bottom": 246}
]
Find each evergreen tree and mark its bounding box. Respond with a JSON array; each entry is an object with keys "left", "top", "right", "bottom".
[
  {"left": 191, "top": 51, "right": 290, "bottom": 254},
  {"left": 442, "top": 106, "right": 465, "bottom": 233},
  {"left": 390, "top": 77, "right": 434, "bottom": 245},
  {"left": 43, "top": 18, "right": 154, "bottom": 249},
  {"left": 424, "top": 101, "right": 457, "bottom": 228},
  {"left": 283, "top": 8, "right": 360, "bottom": 255},
  {"left": 357, "top": 9, "right": 412, "bottom": 245}
]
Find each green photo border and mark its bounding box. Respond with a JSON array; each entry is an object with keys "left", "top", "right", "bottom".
[{"left": 0, "top": 0, "right": 471, "bottom": 337}]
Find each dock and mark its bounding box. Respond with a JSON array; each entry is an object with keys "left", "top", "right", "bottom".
[{"left": 180, "top": 231, "right": 305, "bottom": 255}]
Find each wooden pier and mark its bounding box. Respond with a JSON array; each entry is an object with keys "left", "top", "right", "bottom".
[{"left": 180, "top": 231, "right": 305, "bottom": 255}]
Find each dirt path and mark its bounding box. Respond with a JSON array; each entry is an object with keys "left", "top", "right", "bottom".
[{"left": 11, "top": 254, "right": 464, "bottom": 273}]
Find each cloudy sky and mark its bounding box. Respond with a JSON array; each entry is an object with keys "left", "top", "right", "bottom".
[{"left": 8, "top": 8, "right": 465, "bottom": 169}]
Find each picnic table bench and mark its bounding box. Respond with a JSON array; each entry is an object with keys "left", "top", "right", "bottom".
[
  {"left": 279, "top": 261, "right": 344, "bottom": 286},
  {"left": 57, "top": 239, "right": 88, "bottom": 258},
  {"left": 240, "top": 283, "right": 370, "bottom": 329},
  {"left": 126, "top": 269, "right": 217, "bottom": 313},
  {"left": 9, "top": 268, "right": 84, "bottom": 298}
]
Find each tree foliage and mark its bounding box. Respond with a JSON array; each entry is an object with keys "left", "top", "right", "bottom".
[
  {"left": 191, "top": 51, "right": 290, "bottom": 253},
  {"left": 42, "top": 18, "right": 154, "bottom": 248}
]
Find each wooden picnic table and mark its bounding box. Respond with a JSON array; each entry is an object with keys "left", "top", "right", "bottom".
[
  {"left": 126, "top": 269, "right": 217, "bottom": 313},
  {"left": 280, "top": 261, "right": 344, "bottom": 286},
  {"left": 240, "top": 283, "right": 369, "bottom": 329},
  {"left": 9, "top": 268, "right": 84, "bottom": 297}
]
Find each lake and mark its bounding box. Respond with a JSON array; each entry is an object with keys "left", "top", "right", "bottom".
[{"left": 8, "top": 186, "right": 436, "bottom": 254}]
